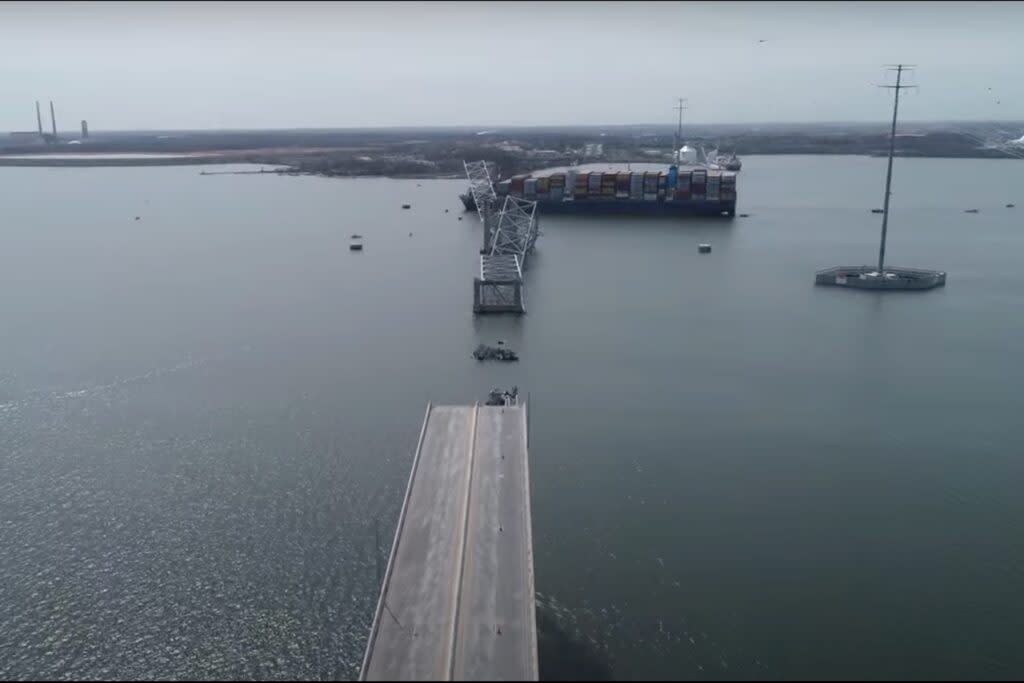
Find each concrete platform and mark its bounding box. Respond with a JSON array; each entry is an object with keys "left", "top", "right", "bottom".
[
  {"left": 360, "top": 403, "right": 537, "bottom": 681},
  {"left": 815, "top": 265, "right": 947, "bottom": 290}
]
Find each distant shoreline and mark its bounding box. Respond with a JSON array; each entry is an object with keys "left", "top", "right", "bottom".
[{"left": 1, "top": 149, "right": 1020, "bottom": 168}]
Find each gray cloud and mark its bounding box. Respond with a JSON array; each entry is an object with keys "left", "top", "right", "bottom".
[{"left": 1, "top": 1, "right": 1020, "bottom": 131}]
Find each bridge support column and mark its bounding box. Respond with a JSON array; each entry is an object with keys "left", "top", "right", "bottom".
[{"left": 473, "top": 277, "right": 525, "bottom": 314}]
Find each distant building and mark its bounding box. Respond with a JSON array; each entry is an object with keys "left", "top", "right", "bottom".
[
  {"left": 583, "top": 143, "right": 604, "bottom": 158},
  {"left": 81, "top": 120, "right": 89, "bottom": 139},
  {"left": 527, "top": 149, "right": 561, "bottom": 160}
]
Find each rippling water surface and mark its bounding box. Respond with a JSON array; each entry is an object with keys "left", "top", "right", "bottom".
[{"left": 2, "top": 157, "right": 1023, "bottom": 680}]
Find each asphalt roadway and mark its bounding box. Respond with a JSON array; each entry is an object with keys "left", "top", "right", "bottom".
[{"left": 362, "top": 404, "right": 537, "bottom": 681}]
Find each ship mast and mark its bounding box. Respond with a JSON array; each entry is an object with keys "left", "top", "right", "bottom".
[
  {"left": 877, "top": 64, "right": 915, "bottom": 273},
  {"left": 673, "top": 97, "right": 687, "bottom": 163}
]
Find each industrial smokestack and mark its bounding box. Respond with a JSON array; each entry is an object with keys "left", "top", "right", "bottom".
[
  {"left": 81, "top": 120, "right": 89, "bottom": 139},
  {"left": 36, "top": 101, "right": 43, "bottom": 136},
  {"left": 49, "top": 100, "right": 57, "bottom": 137}
]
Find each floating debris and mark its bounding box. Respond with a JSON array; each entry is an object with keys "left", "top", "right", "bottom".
[
  {"left": 473, "top": 343, "right": 518, "bottom": 362},
  {"left": 698, "top": 243, "right": 711, "bottom": 254},
  {"left": 485, "top": 386, "right": 519, "bottom": 406}
]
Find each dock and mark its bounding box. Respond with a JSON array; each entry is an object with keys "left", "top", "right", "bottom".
[{"left": 360, "top": 402, "right": 538, "bottom": 681}]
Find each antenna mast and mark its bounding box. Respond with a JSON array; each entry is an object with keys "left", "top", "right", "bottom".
[{"left": 877, "top": 64, "right": 916, "bottom": 273}]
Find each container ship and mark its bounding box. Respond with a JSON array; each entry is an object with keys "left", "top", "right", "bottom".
[{"left": 461, "top": 159, "right": 738, "bottom": 217}]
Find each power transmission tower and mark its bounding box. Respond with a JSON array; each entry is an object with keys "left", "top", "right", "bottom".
[{"left": 877, "top": 64, "right": 917, "bottom": 273}]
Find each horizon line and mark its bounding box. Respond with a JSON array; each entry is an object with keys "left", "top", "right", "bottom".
[{"left": 9, "top": 118, "right": 1022, "bottom": 135}]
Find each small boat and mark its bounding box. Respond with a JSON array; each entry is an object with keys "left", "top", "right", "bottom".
[
  {"left": 1007, "top": 203, "right": 1016, "bottom": 208},
  {"left": 871, "top": 208, "right": 885, "bottom": 214},
  {"left": 698, "top": 243, "right": 712, "bottom": 253},
  {"left": 401, "top": 204, "right": 411, "bottom": 209},
  {"left": 964, "top": 208, "right": 979, "bottom": 214},
  {"left": 351, "top": 234, "right": 363, "bottom": 239},
  {"left": 349, "top": 243, "right": 363, "bottom": 251}
]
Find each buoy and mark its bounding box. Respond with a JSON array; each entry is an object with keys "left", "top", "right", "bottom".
[
  {"left": 699, "top": 244, "right": 712, "bottom": 253},
  {"left": 458, "top": 217, "right": 463, "bottom": 221}
]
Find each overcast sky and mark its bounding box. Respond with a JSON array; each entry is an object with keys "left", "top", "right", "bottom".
[{"left": 0, "top": 0, "right": 1020, "bottom": 131}]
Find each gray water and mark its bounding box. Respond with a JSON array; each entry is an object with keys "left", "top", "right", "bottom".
[{"left": 1, "top": 156, "right": 1023, "bottom": 681}]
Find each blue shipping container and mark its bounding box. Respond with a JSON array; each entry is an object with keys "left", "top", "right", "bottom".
[{"left": 667, "top": 165, "right": 679, "bottom": 189}]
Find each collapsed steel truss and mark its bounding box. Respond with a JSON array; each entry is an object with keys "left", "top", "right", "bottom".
[
  {"left": 463, "top": 160, "right": 498, "bottom": 223},
  {"left": 480, "top": 253, "right": 522, "bottom": 282},
  {"left": 489, "top": 196, "right": 539, "bottom": 270},
  {"left": 465, "top": 160, "right": 540, "bottom": 314}
]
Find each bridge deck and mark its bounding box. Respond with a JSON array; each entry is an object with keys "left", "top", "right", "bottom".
[{"left": 361, "top": 403, "right": 537, "bottom": 681}]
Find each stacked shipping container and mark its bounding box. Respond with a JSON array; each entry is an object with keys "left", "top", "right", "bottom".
[{"left": 495, "top": 167, "right": 736, "bottom": 214}]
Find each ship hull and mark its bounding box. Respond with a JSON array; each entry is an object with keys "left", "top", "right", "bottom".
[
  {"left": 520, "top": 198, "right": 735, "bottom": 216},
  {"left": 462, "top": 193, "right": 733, "bottom": 216}
]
